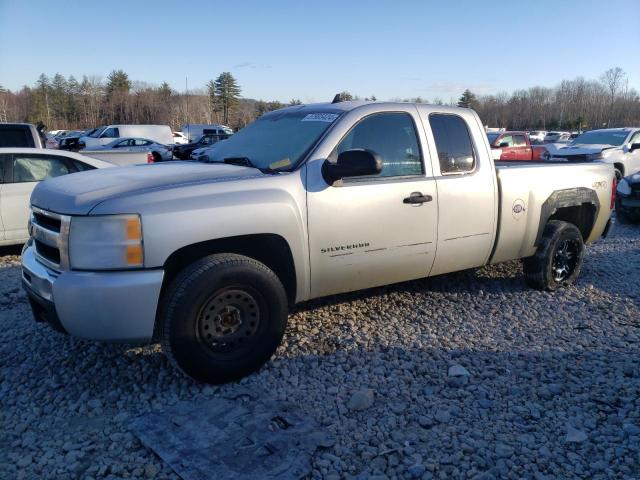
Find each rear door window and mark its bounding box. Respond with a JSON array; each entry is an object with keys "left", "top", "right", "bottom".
[
  {"left": 513, "top": 135, "right": 527, "bottom": 147},
  {"left": 12, "top": 154, "right": 71, "bottom": 182},
  {"left": 0, "top": 127, "right": 34, "bottom": 147},
  {"left": 429, "top": 114, "right": 476, "bottom": 174}
]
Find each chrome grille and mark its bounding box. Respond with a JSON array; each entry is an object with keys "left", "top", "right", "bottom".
[{"left": 30, "top": 206, "right": 71, "bottom": 271}]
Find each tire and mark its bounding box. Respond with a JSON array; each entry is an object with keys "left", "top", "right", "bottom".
[
  {"left": 615, "top": 200, "right": 631, "bottom": 225},
  {"left": 160, "top": 253, "right": 288, "bottom": 384},
  {"left": 152, "top": 151, "right": 162, "bottom": 162},
  {"left": 523, "top": 220, "right": 584, "bottom": 291}
]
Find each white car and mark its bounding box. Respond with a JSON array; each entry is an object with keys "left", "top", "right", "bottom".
[
  {"left": 90, "top": 137, "right": 173, "bottom": 162},
  {"left": 528, "top": 131, "right": 547, "bottom": 143},
  {"left": 79, "top": 124, "right": 173, "bottom": 149},
  {"left": 0, "top": 148, "right": 114, "bottom": 246},
  {"left": 544, "top": 131, "right": 571, "bottom": 143},
  {"left": 172, "top": 131, "right": 189, "bottom": 144},
  {"left": 547, "top": 128, "right": 640, "bottom": 180}
]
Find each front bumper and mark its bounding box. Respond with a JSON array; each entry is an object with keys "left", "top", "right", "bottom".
[{"left": 21, "top": 245, "right": 164, "bottom": 342}]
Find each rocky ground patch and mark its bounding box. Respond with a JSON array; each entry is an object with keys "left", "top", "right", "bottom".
[{"left": 1, "top": 224, "right": 639, "bottom": 479}]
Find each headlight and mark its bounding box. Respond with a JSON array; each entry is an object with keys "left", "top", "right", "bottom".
[
  {"left": 587, "top": 152, "right": 604, "bottom": 161},
  {"left": 69, "top": 214, "right": 143, "bottom": 270},
  {"left": 617, "top": 179, "right": 631, "bottom": 196}
]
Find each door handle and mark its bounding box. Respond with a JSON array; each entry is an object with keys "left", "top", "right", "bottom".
[{"left": 403, "top": 192, "right": 433, "bottom": 204}]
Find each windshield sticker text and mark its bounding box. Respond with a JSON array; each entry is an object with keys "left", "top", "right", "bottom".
[{"left": 302, "top": 113, "right": 339, "bottom": 123}]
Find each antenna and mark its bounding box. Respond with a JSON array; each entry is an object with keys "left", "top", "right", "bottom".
[{"left": 331, "top": 93, "right": 342, "bottom": 104}]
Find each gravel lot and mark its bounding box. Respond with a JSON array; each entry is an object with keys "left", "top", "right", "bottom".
[{"left": 1, "top": 223, "right": 639, "bottom": 480}]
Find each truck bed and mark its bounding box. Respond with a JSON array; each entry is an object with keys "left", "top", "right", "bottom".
[{"left": 490, "top": 160, "right": 614, "bottom": 264}]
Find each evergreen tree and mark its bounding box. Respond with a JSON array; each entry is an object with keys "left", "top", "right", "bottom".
[
  {"left": 457, "top": 89, "right": 478, "bottom": 109},
  {"left": 289, "top": 98, "right": 302, "bottom": 105},
  {"left": 106, "top": 70, "right": 131, "bottom": 96},
  {"left": 158, "top": 82, "right": 172, "bottom": 100},
  {"left": 213, "top": 72, "right": 241, "bottom": 124}
]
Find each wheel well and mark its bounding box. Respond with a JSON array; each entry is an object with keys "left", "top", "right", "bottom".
[
  {"left": 536, "top": 188, "right": 600, "bottom": 244},
  {"left": 548, "top": 204, "right": 597, "bottom": 240},
  {"left": 161, "top": 234, "right": 297, "bottom": 305},
  {"left": 614, "top": 163, "right": 624, "bottom": 176}
]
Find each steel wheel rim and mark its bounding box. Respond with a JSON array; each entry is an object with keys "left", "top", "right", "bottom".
[
  {"left": 552, "top": 239, "right": 579, "bottom": 282},
  {"left": 196, "top": 288, "right": 260, "bottom": 352}
]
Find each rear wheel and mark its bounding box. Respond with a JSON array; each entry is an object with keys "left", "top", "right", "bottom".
[
  {"left": 152, "top": 151, "right": 162, "bottom": 162},
  {"left": 523, "top": 220, "right": 584, "bottom": 291},
  {"left": 160, "top": 253, "right": 288, "bottom": 384}
]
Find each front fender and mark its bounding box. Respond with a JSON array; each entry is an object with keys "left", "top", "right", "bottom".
[{"left": 90, "top": 170, "right": 310, "bottom": 301}]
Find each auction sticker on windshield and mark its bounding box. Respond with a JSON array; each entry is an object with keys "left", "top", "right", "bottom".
[{"left": 302, "top": 113, "right": 339, "bottom": 122}]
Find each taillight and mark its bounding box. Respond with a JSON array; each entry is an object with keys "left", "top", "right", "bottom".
[
  {"left": 611, "top": 176, "right": 616, "bottom": 209},
  {"left": 147, "top": 152, "right": 154, "bottom": 164}
]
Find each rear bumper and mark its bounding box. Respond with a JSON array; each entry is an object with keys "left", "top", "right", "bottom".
[{"left": 21, "top": 245, "right": 164, "bottom": 342}]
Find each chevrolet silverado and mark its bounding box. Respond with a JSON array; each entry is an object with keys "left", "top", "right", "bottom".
[{"left": 21, "top": 101, "right": 615, "bottom": 383}]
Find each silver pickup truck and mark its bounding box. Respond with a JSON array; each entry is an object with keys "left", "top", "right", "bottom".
[{"left": 21, "top": 101, "right": 615, "bottom": 383}]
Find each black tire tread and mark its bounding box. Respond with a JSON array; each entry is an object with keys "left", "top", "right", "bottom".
[
  {"left": 159, "top": 253, "right": 286, "bottom": 381},
  {"left": 523, "top": 220, "right": 583, "bottom": 291}
]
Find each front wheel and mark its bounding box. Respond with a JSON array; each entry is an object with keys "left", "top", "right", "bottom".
[
  {"left": 160, "top": 253, "right": 288, "bottom": 384},
  {"left": 523, "top": 220, "right": 584, "bottom": 291}
]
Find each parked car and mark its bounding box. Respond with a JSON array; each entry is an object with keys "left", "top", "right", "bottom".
[
  {"left": 48, "top": 130, "right": 85, "bottom": 150},
  {"left": 172, "top": 131, "right": 189, "bottom": 144},
  {"left": 546, "top": 128, "right": 640, "bottom": 180},
  {"left": 0, "top": 123, "right": 45, "bottom": 148},
  {"left": 79, "top": 125, "right": 173, "bottom": 149},
  {"left": 58, "top": 128, "right": 99, "bottom": 151},
  {"left": 181, "top": 124, "right": 233, "bottom": 142},
  {"left": 173, "top": 133, "right": 230, "bottom": 160},
  {"left": 616, "top": 171, "right": 640, "bottom": 223},
  {"left": 544, "top": 131, "right": 571, "bottom": 143},
  {"left": 22, "top": 101, "right": 615, "bottom": 384},
  {"left": 486, "top": 131, "right": 547, "bottom": 161},
  {"left": 528, "top": 131, "right": 547, "bottom": 143},
  {"left": 89, "top": 137, "right": 173, "bottom": 162},
  {"left": 0, "top": 148, "right": 114, "bottom": 246}
]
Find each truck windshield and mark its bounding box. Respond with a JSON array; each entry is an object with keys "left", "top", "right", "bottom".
[
  {"left": 572, "top": 130, "right": 628, "bottom": 146},
  {"left": 201, "top": 110, "right": 342, "bottom": 171}
]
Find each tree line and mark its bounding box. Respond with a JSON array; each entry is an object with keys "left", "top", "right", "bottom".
[
  {"left": 459, "top": 67, "right": 639, "bottom": 130},
  {"left": 0, "top": 70, "right": 291, "bottom": 132},
  {"left": 0, "top": 67, "right": 638, "bottom": 132}
]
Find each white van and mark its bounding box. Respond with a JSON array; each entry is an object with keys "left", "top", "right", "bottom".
[
  {"left": 181, "top": 124, "right": 233, "bottom": 142},
  {"left": 79, "top": 125, "right": 173, "bottom": 149}
]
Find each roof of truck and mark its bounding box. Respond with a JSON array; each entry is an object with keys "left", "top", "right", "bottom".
[{"left": 266, "top": 101, "right": 470, "bottom": 116}]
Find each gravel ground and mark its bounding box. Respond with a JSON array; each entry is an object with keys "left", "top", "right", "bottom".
[{"left": 1, "top": 223, "right": 639, "bottom": 480}]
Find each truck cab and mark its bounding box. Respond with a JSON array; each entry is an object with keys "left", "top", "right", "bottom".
[{"left": 487, "top": 131, "right": 546, "bottom": 161}]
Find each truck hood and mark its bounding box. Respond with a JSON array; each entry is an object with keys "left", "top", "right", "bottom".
[
  {"left": 31, "top": 161, "right": 264, "bottom": 215},
  {"left": 554, "top": 144, "right": 618, "bottom": 155}
]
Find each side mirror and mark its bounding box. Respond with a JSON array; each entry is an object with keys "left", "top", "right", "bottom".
[
  {"left": 499, "top": 142, "right": 509, "bottom": 148},
  {"left": 630, "top": 143, "right": 640, "bottom": 153},
  {"left": 322, "top": 149, "right": 382, "bottom": 184}
]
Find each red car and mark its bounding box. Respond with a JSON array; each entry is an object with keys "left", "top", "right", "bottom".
[{"left": 487, "top": 131, "right": 547, "bottom": 161}]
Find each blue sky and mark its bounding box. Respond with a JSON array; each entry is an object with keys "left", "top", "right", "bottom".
[{"left": 1, "top": 0, "right": 638, "bottom": 102}]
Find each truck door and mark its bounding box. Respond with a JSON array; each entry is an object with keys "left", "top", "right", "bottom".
[
  {"left": 307, "top": 108, "right": 438, "bottom": 298},
  {"left": 511, "top": 134, "right": 532, "bottom": 160},
  {"left": 424, "top": 112, "right": 497, "bottom": 275},
  {"left": 497, "top": 134, "right": 515, "bottom": 160}
]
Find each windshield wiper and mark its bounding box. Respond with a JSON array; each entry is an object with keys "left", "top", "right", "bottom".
[{"left": 206, "top": 156, "right": 278, "bottom": 174}]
